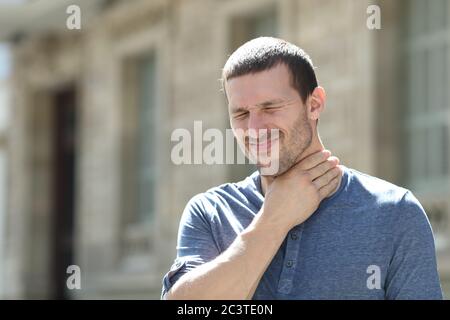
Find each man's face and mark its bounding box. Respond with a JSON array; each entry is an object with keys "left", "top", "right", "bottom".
[{"left": 225, "top": 63, "right": 313, "bottom": 176}]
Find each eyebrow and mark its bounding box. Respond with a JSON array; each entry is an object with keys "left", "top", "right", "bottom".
[{"left": 230, "top": 98, "right": 285, "bottom": 114}]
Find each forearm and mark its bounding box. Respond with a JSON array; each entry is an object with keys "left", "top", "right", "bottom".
[{"left": 165, "top": 211, "right": 288, "bottom": 300}]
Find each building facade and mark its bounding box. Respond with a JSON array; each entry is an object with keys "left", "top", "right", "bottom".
[{"left": 0, "top": 0, "right": 449, "bottom": 299}]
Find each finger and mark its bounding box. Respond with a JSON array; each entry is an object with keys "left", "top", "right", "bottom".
[
  {"left": 313, "top": 166, "right": 341, "bottom": 190},
  {"left": 296, "top": 149, "right": 331, "bottom": 171},
  {"left": 318, "top": 174, "right": 341, "bottom": 200},
  {"left": 308, "top": 156, "right": 339, "bottom": 181}
]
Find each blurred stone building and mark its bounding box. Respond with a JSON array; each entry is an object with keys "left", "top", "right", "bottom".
[{"left": 0, "top": 0, "right": 449, "bottom": 299}]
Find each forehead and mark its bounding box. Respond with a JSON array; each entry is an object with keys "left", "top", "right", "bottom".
[{"left": 225, "top": 63, "right": 299, "bottom": 109}]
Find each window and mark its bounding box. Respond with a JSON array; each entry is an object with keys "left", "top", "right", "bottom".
[
  {"left": 0, "top": 43, "right": 11, "bottom": 296},
  {"left": 136, "top": 54, "right": 157, "bottom": 224},
  {"left": 227, "top": 7, "right": 278, "bottom": 182},
  {"left": 229, "top": 7, "right": 279, "bottom": 52},
  {"left": 402, "top": 0, "right": 450, "bottom": 256},
  {"left": 403, "top": 0, "right": 450, "bottom": 192},
  {"left": 121, "top": 52, "right": 158, "bottom": 259}
]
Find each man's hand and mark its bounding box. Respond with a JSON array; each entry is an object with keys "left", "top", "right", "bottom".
[{"left": 261, "top": 150, "right": 342, "bottom": 233}]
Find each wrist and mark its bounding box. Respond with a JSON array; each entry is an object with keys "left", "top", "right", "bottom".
[{"left": 251, "top": 207, "right": 292, "bottom": 239}]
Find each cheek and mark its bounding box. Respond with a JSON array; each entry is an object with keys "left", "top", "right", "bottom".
[
  {"left": 232, "top": 126, "right": 246, "bottom": 144},
  {"left": 273, "top": 111, "right": 300, "bottom": 135},
  {"left": 231, "top": 120, "right": 246, "bottom": 131}
]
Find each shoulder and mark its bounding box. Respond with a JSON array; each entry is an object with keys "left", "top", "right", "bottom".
[
  {"left": 182, "top": 173, "right": 257, "bottom": 219},
  {"left": 346, "top": 167, "right": 430, "bottom": 228},
  {"left": 346, "top": 167, "right": 410, "bottom": 205}
]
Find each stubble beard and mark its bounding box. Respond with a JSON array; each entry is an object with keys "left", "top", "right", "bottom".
[{"left": 259, "top": 111, "right": 313, "bottom": 177}]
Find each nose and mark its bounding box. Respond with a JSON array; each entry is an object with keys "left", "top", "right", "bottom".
[
  {"left": 246, "top": 111, "right": 274, "bottom": 145},
  {"left": 247, "top": 110, "right": 269, "bottom": 135}
]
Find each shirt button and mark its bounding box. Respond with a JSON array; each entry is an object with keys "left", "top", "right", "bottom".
[
  {"left": 290, "top": 232, "right": 298, "bottom": 240},
  {"left": 286, "top": 260, "right": 294, "bottom": 268}
]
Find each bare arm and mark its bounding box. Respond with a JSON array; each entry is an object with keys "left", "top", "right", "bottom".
[{"left": 165, "top": 210, "right": 287, "bottom": 300}]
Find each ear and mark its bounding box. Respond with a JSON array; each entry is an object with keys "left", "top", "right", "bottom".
[{"left": 307, "top": 86, "right": 326, "bottom": 121}]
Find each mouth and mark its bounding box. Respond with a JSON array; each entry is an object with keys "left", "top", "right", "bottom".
[
  {"left": 249, "top": 139, "right": 274, "bottom": 151},
  {"left": 248, "top": 137, "right": 280, "bottom": 155}
]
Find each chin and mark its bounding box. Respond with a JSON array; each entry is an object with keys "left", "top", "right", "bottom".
[{"left": 256, "top": 160, "right": 283, "bottom": 176}]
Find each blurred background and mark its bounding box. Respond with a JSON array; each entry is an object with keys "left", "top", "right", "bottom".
[{"left": 0, "top": 0, "right": 449, "bottom": 299}]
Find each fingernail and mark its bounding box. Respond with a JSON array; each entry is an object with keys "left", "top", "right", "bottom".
[{"left": 328, "top": 156, "right": 338, "bottom": 162}]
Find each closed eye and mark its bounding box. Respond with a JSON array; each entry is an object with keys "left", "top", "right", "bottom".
[
  {"left": 233, "top": 111, "right": 249, "bottom": 120},
  {"left": 231, "top": 100, "right": 296, "bottom": 120},
  {"left": 263, "top": 105, "right": 284, "bottom": 111}
]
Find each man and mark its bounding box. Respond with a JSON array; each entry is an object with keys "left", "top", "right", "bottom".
[{"left": 162, "top": 37, "right": 443, "bottom": 299}]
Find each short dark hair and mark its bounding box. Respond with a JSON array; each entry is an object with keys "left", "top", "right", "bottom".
[{"left": 221, "top": 37, "right": 318, "bottom": 104}]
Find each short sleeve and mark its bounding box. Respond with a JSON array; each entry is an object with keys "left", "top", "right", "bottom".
[
  {"left": 385, "top": 191, "right": 443, "bottom": 299},
  {"left": 161, "top": 193, "right": 221, "bottom": 298}
]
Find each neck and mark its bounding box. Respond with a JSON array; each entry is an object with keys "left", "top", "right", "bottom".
[{"left": 260, "top": 134, "right": 341, "bottom": 197}]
